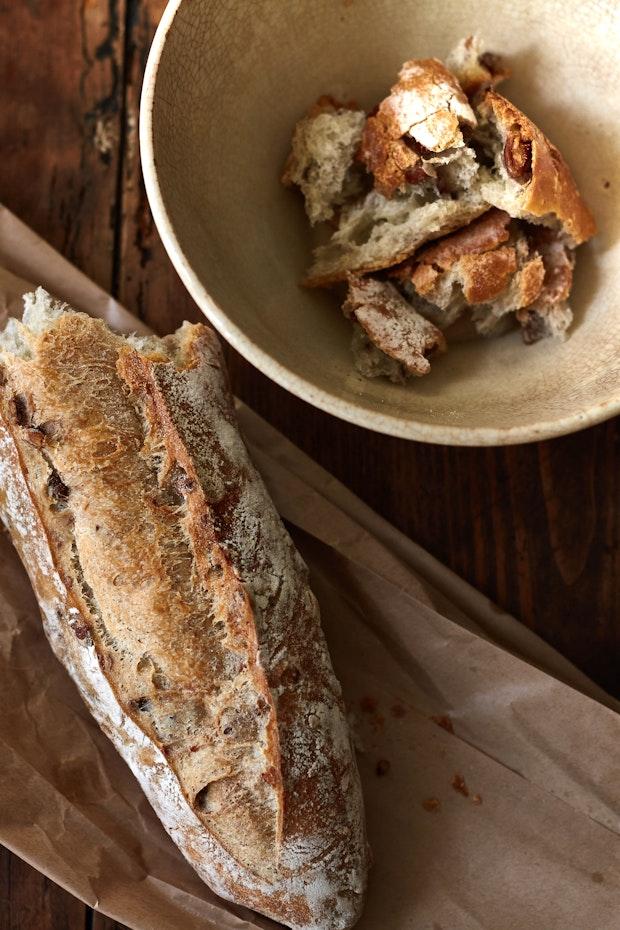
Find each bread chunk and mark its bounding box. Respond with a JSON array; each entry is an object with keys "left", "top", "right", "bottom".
[
  {"left": 282, "top": 97, "right": 366, "bottom": 225},
  {"left": 344, "top": 275, "right": 445, "bottom": 380}
]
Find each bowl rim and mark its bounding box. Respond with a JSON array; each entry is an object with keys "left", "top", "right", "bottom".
[{"left": 139, "top": 0, "right": 620, "bottom": 446}]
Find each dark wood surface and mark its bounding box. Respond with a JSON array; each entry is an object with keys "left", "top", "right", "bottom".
[{"left": 0, "top": 2, "right": 617, "bottom": 928}]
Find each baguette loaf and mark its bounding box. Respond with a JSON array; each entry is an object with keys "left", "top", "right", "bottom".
[{"left": 0, "top": 290, "right": 368, "bottom": 930}]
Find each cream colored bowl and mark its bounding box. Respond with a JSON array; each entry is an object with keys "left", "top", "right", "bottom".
[{"left": 140, "top": 0, "right": 619, "bottom": 445}]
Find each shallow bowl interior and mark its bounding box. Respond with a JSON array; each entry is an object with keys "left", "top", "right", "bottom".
[{"left": 141, "top": 0, "right": 620, "bottom": 444}]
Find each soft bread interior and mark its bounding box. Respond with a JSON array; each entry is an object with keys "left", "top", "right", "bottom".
[{"left": 0, "top": 287, "right": 196, "bottom": 367}]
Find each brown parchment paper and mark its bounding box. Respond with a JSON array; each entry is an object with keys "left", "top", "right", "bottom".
[{"left": 0, "top": 203, "right": 619, "bottom": 930}]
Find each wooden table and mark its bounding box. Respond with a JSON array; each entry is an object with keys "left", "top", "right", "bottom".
[{"left": 0, "top": 2, "right": 617, "bottom": 927}]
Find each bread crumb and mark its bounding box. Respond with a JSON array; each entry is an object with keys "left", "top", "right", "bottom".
[
  {"left": 431, "top": 714, "right": 454, "bottom": 734},
  {"left": 603, "top": 180, "right": 611, "bottom": 189},
  {"left": 451, "top": 773, "right": 469, "bottom": 797},
  {"left": 375, "top": 759, "right": 391, "bottom": 777},
  {"left": 471, "top": 793, "right": 482, "bottom": 805},
  {"left": 422, "top": 797, "right": 441, "bottom": 813}
]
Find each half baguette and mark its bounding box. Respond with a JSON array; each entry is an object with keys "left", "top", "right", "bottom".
[{"left": 0, "top": 290, "right": 368, "bottom": 930}]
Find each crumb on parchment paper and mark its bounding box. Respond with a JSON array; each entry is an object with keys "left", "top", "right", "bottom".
[
  {"left": 451, "top": 773, "right": 469, "bottom": 797},
  {"left": 431, "top": 714, "right": 455, "bottom": 734},
  {"left": 422, "top": 797, "right": 441, "bottom": 813}
]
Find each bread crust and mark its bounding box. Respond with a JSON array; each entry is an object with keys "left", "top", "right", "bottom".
[
  {"left": 407, "top": 208, "right": 512, "bottom": 271},
  {"left": 343, "top": 275, "right": 446, "bottom": 376},
  {"left": 402, "top": 209, "right": 521, "bottom": 306},
  {"left": 0, "top": 301, "right": 368, "bottom": 930},
  {"left": 446, "top": 36, "right": 510, "bottom": 98},
  {"left": 397, "top": 210, "right": 547, "bottom": 321},
  {"left": 480, "top": 91, "right": 596, "bottom": 245},
  {"left": 359, "top": 58, "right": 476, "bottom": 197}
]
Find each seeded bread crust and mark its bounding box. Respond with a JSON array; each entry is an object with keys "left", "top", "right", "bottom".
[{"left": 0, "top": 291, "right": 369, "bottom": 930}]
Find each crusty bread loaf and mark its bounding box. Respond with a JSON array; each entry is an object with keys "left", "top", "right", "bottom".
[{"left": 0, "top": 289, "right": 368, "bottom": 930}]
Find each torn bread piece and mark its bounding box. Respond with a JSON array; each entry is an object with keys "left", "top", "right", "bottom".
[
  {"left": 446, "top": 36, "right": 510, "bottom": 98},
  {"left": 476, "top": 91, "right": 596, "bottom": 246},
  {"left": 281, "top": 96, "right": 366, "bottom": 225},
  {"left": 516, "top": 228, "right": 576, "bottom": 342},
  {"left": 343, "top": 275, "right": 446, "bottom": 381},
  {"left": 359, "top": 57, "right": 477, "bottom": 199},
  {"left": 304, "top": 184, "right": 488, "bottom": 288},
  {"left": 393, "top": 209, "right": 545, "bottom": 333}
]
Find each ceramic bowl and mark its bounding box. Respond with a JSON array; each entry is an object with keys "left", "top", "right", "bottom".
[{"left": 140, "top": 0, "right": 619, "bottom": 444}]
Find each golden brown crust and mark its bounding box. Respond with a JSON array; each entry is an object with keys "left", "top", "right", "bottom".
[
  {"left": 359, "top": 58, "right": 476, "bottom": 197},
  {"left": 402, "top": 209, "right": 548, "bottom": 310},
  {"left": 358, "top": 117, "right": 426, "bottom": 197},
  {"left": 408, "top": 261, "right": 439, "bottom": 296},
  {"left": 403, "top": 208, "right": 516, "bottom": 304},
  {"left": 0, "top": 302, "right": 368, "bottom": 930},
  {"left": 409, "top": 208, "right": 512, "bottom": 272},
  {"left": 481, "top": 91, "right": 596, "bottom": 245},
  {"left": 459, "top": 246, "right": 517, "bottom": 303},
  {"left": 517, "top": 254, "right": 547, "bottom": 307}
]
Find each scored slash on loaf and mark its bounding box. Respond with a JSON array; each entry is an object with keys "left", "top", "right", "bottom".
[{"left": 0, "top": 289, "right": 369, "bottom": 930}]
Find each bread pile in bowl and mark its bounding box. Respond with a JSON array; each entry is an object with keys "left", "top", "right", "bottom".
[{"left": 282, "top": 37, "right": 596, "bottom": 384}]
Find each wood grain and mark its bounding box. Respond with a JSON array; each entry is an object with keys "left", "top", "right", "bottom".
[
  {"left": 0, "top": 849, "right": 84, "bottom": 930},
  {"left": 0, "top": 0, "right": 618, "bottom": 928},
  {"left": 0, "top": 0, "right": 125, "bottom": 292}
]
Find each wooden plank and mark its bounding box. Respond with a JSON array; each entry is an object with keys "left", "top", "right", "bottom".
[
  {"left": 0, "top": 0, "right": 125, "bottom": 290},
  {"left": 0, "top": 848, "right": 84, "bottom": 930},
  {"left": 92, "top": 912, "right": 125, "bottom": 929},
  {"left": 117, "top": 0, "right": 199, "bottom": 326}
]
